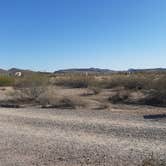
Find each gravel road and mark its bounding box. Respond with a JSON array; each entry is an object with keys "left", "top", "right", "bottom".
[{"left": 0, "top": 106, "right": 165, "bottom": 166}]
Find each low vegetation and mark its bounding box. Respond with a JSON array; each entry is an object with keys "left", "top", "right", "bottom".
[
  {"left": 54, "top": 74, "right": 94, "bottom": 88},
  {"left": 53, "top": 72, "right": 166, "bottom": 107},
  {"left": 0, "top": 72, "right": 166, "bottom": 165},
  {"left": 14, "top": 73, "right": 49, "bottom": 88},
  {"left": 1, "top": 71, "right": 166, "bottom": 107},
  {"left": 0, "top": 76, "right": 15, "bottom": 86}
]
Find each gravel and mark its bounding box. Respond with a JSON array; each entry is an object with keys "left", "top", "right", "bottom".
[{"left": 0, "top": 106, "right": 165, "bottom": 166}]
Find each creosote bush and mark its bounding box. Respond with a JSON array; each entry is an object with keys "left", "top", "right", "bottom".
[
  {"left": 103, "top": 73, "right": 166, "bottom": 106},
  {"left": 108, "top": 91, "right": 130, "bottom": 104},
  {"left": 14, "top": 74, "right": 49, "bottom": 88},
  {"left": 0, "top": 76, "right": 15, "bottom": 86},
  {"left": 3, "top": 71, "right": 166, "bottom": 107},
  {"left": 55, "top": 74, "right": 94, "bottom": 88}
]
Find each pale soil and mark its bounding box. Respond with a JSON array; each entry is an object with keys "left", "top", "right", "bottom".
[
  {"left": 0, "top": 87, "right": 166, "bottom": 165},
  {"left": 0, "top": 106, "right": 165, "bottom": 166}
]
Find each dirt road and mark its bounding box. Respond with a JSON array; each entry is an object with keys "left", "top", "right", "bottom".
[{"left": 0, "top": 106, "right": 165, "bottom": 166}]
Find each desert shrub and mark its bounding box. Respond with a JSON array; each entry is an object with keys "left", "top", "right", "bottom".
[
  {"left": 81, "top": 87, "right": 101, "bottom": 96},
  {"left": 54, "top": 73, "right": 154, "bottom": 90},
  {"left": 41, "top": 98, "right": 76, "bottom": 109},
  {"left": 36, "top": 86, "right": 85, "bottom": 108},
  {"left": 99, "top": 73, "right": 166, "bottom": 106},
  {"left": 21, "top": 87, "right": 44, "bottom": 100},
  {"left": 41, "top": 96, "right": 85, "bottom": 109},
  {"left": 90, "top": 87, "right": 101, "bottom": 95},
  {"left": 0, "top": 76, "right": 15, "bottom": 86},
  {"left": 108, "top": 91, "right": 129, "bottom": 104},
  {"left": 54, "top": 98, "right": 76, "bottom": 109},
  {"left": 140, "top": 90, "right": 166, "bottom": 106},
  {"left": 108, "top": 89, "right": 166, "bottom": 107},
  {"left": 98, "top": 74, "right": 151, "bottom": 90},
  {"left": 14, "top": 73, "right": 49, "bottom": 88},
  {"left": 12, "top": 74, "right": 49, "bottom": 104},
  {"left": 150, "top": 76, "right": 166, "bottom": 91},
  {"left": 55, "top": 74, "right": 94, "bottom": 88},
  {"left": 137, "top": 76, "right": 166, "bottom": 106},
  {"left": 10, "top": 86, "right": 45, "bottom": 104}
]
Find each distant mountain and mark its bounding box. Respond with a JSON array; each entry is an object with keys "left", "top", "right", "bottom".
[
  {"left": 0, "top": 68, "right": 52, "bottom": 76},
  {"left": 54, "top": 68, "right": 115, "bottom": 74},
  {"left": 0, "top": 68, "right": 7, "bottom": 72},
  {"left": 8, "top": 68, "right": 34, "bottom": 75},
  {"left": 1, "top": 67, "right": 166, "bottom": 76},
  {"left": 0, "top": 69, "right": 8, "bottom": 74},
  {"left": 128, "top": 68, "right": 166, "bottom": 73},
  {"left": 8, "top": 68, "right": 31, "bottom": 72}
]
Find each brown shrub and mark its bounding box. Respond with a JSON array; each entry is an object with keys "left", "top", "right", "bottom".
[
  {"left": 41, "top": 96, "right": 85, "bottom": 109},
  {"left": 10, "top": 86, "right": 45, "bottom": 104},
  {"left": 81, "top": 87, "right": 101, "bottom": 96},
  {"left": 140, "top": 90, "right": 166, "bottom": 106},
  {"left": 108, "top": 91, "right": 130, "bottom": 104},
  {"left": 55, "top": 74, "right": 95, "bottom": 88}
]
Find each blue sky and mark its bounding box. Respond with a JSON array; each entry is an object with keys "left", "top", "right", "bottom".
[{"left": 0, "top": 0, "right": 166, "bottom": 71}]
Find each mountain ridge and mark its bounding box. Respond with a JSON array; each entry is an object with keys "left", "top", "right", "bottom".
[{"left": 0, "top": 67, "right": 166, "bottom": 75}]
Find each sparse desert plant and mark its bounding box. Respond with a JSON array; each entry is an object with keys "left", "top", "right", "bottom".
[
  {"left": 10, "top": 86, "right": 45, "bottom": 104},
  {"left": 21, "top": 87, "right": 44, "bottom": 100},
  {"left": 91, "top": 87, "right": 101, "bottom": 95},
  {"left": 41, "top": 96, "right": 85, "bottom": 109},
  {"left": 14, "top": 73, "right": 49, "bottom": 88},
  {"left": 36, "top": 86, "right": 86, "bottom": 108},
  {"left": 140, "top": 89, "right": 166, "bottom": 106},
  {"left": 54, "top": 98, "right": 76, "bottom": 109},
  {"left": 55, "top": 74, "right": 95, "bottom": 88},
  {"left": 3, "top": 71, "right": 166, "bottom": 107},
  {"left": 98, "top": 74, "right": 150, "bottom": 90},
  {"left": 81, "top": 87, "right": 101, "bottom": 96},
  {"left": 0, "top": 76, "right": 15, "bottom": 86},
  {"left": 108, "top": 91, "right": 130, "bottom": 104},
  {"left": 11, "top": 73, "right": 49, "bottom": 104}
]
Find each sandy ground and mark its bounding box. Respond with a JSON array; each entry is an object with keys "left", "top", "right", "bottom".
[{"left": 0, "top": 106, "right": 165, "bottom": 166}]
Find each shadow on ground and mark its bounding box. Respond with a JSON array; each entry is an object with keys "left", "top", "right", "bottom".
[{"left": 144, "top": 114, "right": 166, "bottom": 120}]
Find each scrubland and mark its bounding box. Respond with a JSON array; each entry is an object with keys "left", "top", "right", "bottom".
[{"left": 0, "top": 72, "right": 166, "bottom": 165}]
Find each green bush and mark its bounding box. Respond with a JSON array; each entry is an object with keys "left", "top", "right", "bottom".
[{"left": 0, "top": 76, "right": 15, "bottom": 86}]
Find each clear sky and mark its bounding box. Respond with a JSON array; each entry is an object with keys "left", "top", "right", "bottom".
[{"left": 0, "top": 0, "right": 166, "bottom": 71}]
